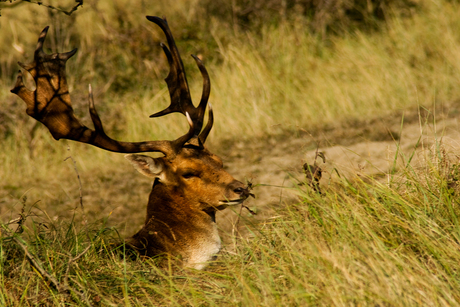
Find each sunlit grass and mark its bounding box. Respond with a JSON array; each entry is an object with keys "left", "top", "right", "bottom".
[
  {"left": 2, "top": 141, "right": 460, "bottom": 305},
  {"left": 2, "top": 0, "right": 460, "bottom": 305}
]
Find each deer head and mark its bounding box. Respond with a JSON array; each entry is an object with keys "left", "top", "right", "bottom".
[{"left": 11, "top": 16, "right": 250, "bottom": 269}]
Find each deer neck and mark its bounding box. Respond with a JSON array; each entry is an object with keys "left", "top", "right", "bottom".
[{"left": 136, "top": 181, "right": 222, "bottom": 269}]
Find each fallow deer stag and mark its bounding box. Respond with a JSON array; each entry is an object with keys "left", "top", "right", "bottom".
[{"left": 11, "top": 16, "right": 251, "bottom": 270}]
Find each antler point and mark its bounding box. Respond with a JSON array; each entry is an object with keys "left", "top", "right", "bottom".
[{"left": 185, "top": 112, "right": 193, "bottom": 128}]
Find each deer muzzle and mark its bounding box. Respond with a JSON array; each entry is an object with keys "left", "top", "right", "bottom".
[{"left": 218, "top": 181, "right": 252, "bottom": 206}]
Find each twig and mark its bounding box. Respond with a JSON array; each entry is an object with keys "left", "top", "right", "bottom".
[
  {"left": 13, "top": 236, "right": 89, "bottom": 302},
  {"left": 64, "top": 147, "right": 86, "bottom": 222},
  {"left": 13, "top": 236, "right": 61, "bottom": 288},
  {"left": 0, "top": 0, "right": 83, "bottom": 16},
  {"left": 303, "top": 143, "right": 326, "bottom": 194},
  {"left": 234, "top": 180, "right": 257, "bottom": 234},
  {"left": 2, "top": 196, "right": 39, "bottom": 235},
  {"left": 63, "top": 244, "right": 92, "bottom": 298},
  {"left": 14, "top": 196, "right": 27, "bottom": 234},
  {"left": 235, "top": 203, "right": 245, "bottom": 236},
  {"left": 2, "top": 215, "right": 91, "bottom": 303}
]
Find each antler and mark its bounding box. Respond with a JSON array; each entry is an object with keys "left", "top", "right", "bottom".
[
  {"left": 11, "top": 17, "right": 213, "bottom": 156},
  {"left": 146, "top": 16, "right": 213, "bottom": 143}
]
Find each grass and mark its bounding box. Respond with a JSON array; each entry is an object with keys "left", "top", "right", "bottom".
[
  {"left": 2, "top": 142, "right": 460, "bottom": 305},
  {"left": 2, "top": 0, "right": 460, "bottom": 305}
]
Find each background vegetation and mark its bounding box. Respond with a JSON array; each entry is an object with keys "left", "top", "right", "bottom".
[{"left": 1, "top": 0, "right": 460, "bottom": 305}]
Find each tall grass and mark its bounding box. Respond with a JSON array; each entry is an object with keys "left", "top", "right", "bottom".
[
  {"left": 1, "top": 1, "right": 460, "bottom": 144},
  {"left": 2, "top": 1, "right": 460, "bottom": 304},
  {"left": 1, "top": 142, "right": 460, "bottom": 305}
]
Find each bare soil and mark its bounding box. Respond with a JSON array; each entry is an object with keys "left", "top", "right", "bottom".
[{"left": 215, "top": 100, "right": 460, "bottom": 242}]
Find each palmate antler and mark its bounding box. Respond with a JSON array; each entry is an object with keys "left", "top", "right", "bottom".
[
  {"left": 147, "top": 16, "right": 213, "bottom": 143},
  {"left": 11, "top": 16, "right": 213, "bottom": 157}
]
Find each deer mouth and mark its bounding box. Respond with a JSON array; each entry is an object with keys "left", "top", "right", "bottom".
[
  {"left": 218, "top": 185, "right": 254, "bottom": 207},
  {"left": 218, "top": 197, "right": 247, "bottom": 206}
]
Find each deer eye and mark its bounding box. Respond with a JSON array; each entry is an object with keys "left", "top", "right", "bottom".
[{"left": 182, "top": 171, "right": 199, "bottom": 179}]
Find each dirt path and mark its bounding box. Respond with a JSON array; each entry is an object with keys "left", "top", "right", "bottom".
[{"left": 216, "top": 101, "right": 460, "bottom": 240}]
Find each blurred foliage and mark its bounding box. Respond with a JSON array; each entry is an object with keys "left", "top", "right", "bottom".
[
  {"left": 0, "top": 0, "right": 439, "bottom": 145},
  {"left": 0, "top": 0, "right": 422, "bottom": 92},
  {"left": 201, "top": 0, "right": 420, "bottom": 34},
  {"left": 0, "top": 0, "right": 422, "bottom": 86}
]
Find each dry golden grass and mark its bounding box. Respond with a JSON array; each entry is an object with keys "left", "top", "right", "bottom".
[{"left": 2, "top": 0, "right": 460, "bottom": 305}]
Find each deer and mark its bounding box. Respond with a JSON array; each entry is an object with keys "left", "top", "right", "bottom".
[{"left": 11, "top": 16, "right": 251, "bottom": 270}]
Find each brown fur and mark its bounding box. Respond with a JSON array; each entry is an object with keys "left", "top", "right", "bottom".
[{"left": 125, "top": 146, "right": 247, "bottom": 269}]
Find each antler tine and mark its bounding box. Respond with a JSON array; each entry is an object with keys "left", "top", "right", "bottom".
[
  {"left": 191, "top": 54, "right": 213, "bottom": 143},
  {"left": 199, "top": 103, "right": 213, "bottom": 144},
  {"left": 172, "top": 112, "right": 196, "bottom": 150},
  {"left": 147, "top": 16, "right": 213, "bottom": 144},
  {"left": 191, "top": 54, "right": 211, "bottom": 130},
  {"left": 191, "top": 54, "right": 211, "bottom": 111},
  {"left": 11, "top": 26, "right": 177, "bottom": 156},
  {"left": 88, "top": 84, "right": 106, "bottom": 134},
  {"left": 16, "top": 26, "right": 77, "bottom": 75}
]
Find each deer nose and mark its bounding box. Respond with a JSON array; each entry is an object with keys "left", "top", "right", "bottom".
[
  {"left": 229, "top": 180, "right": 246, "bottom": 195},
  {"left": 234, "top": 187, "right": 245, "bottom": 194}
]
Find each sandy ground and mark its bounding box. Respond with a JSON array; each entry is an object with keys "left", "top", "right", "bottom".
[{"left": 216, "top": 101, "right": 460, "bottom": 242}]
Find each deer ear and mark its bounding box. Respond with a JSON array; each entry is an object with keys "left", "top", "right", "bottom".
[{"left": 125, "top": 154, "right": 164, "bottom": 180}]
